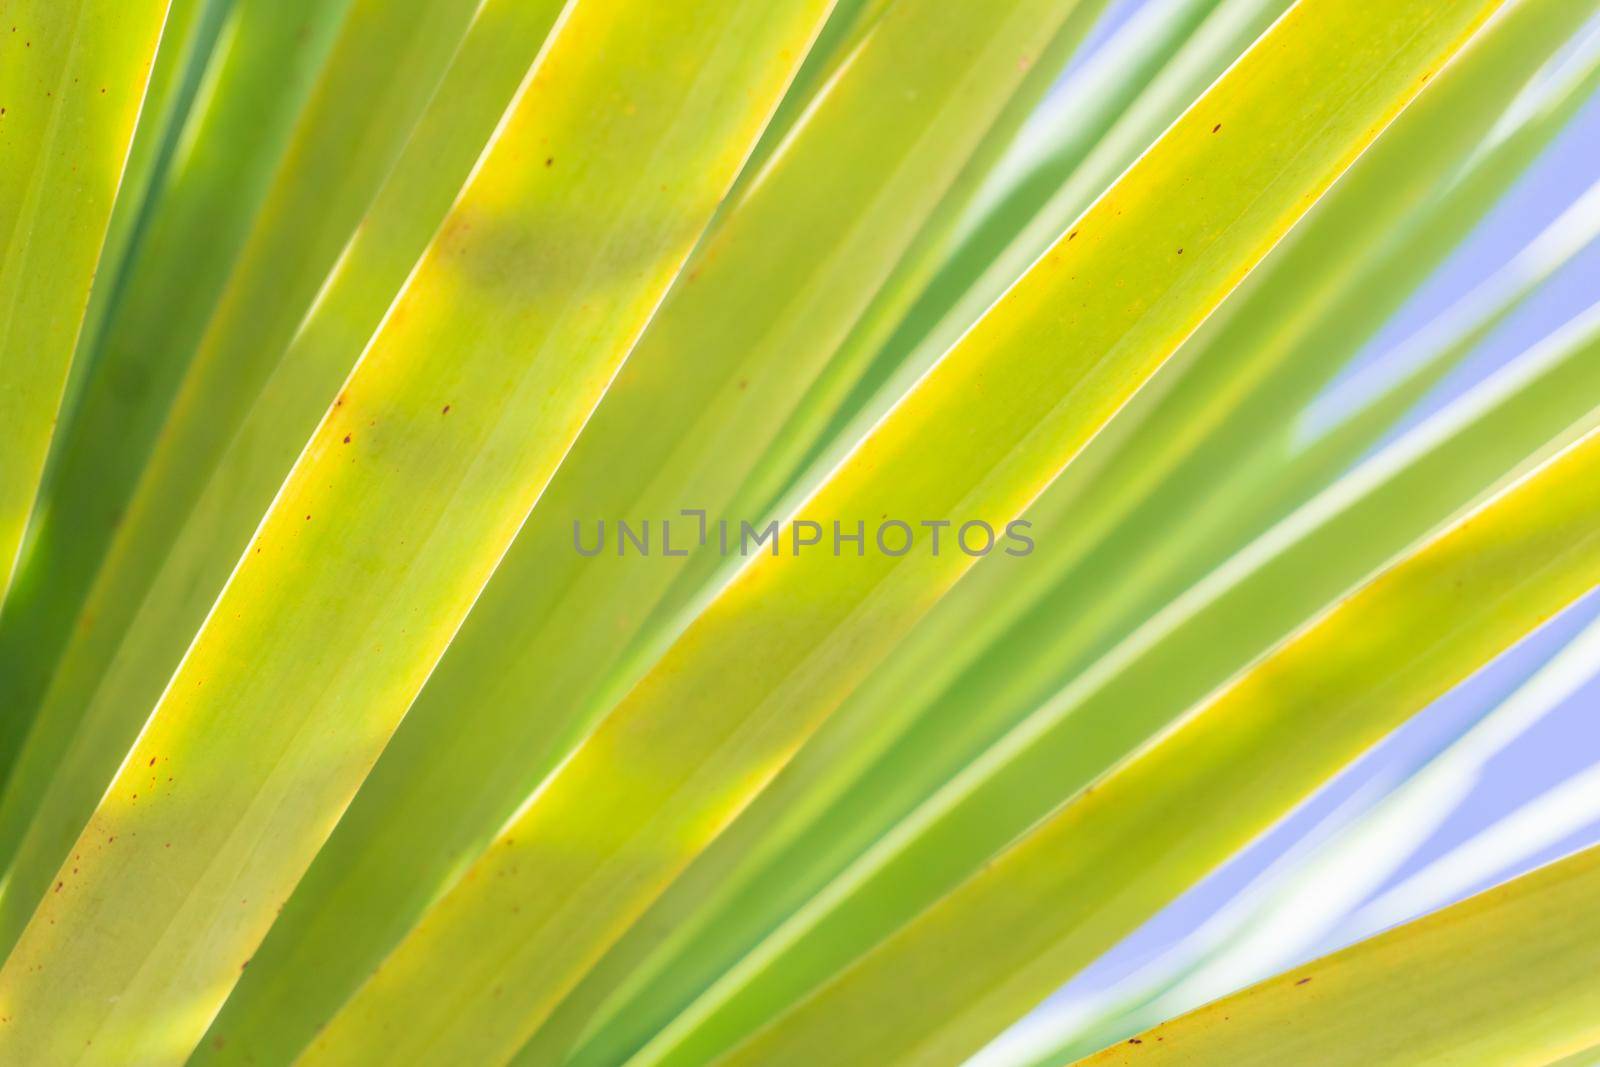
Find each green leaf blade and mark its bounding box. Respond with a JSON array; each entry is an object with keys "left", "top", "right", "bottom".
[
  {"left": 0, "top": 0, "right": 171, "bottom": 603},
  {"left": 1078, "top": 844, "right": 1600, "bottom": 1066},
  {"left": 0, "top": 3, "right": 832, "bottom": 1063}
]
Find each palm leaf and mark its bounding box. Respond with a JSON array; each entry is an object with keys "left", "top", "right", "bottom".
[
  {"left": 1078, "top": 842, "right": 1600, "bottom": 1066},
  {"left": 0, "top": 4, "right": 831, "bottom": 1061},
  {"left": 527, "top": 5, "right": 1599, "bottom": 1059},
  {"left": 0, "top": 0, "right": 169, "bottom": 600},
  {"left": 730, "top": 419, "right": 1600, "bottom": 1066},
  {"left": 197, "top": 0, "right": 1116, "bottom": 1058},
  {"left": 0, "top": 0, "right": 357, "bottom": 786},
  {"left": 0, "top": 0, "right": 565, "bottom": 956},
  {"left": 289, "top": 2, "right": 1517, "bottom": 1063},
  {"left": 1, "top": 2, "right": 1596, "bottom": 1064}
]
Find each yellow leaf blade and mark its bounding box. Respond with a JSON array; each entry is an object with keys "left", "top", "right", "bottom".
[
  {"left": 0, "top": 3, "right": 831, "bottom": 1063},
  {"left": 0, "top": 0, "right": 170, "bottom": 602},
  {"left": 1079, "top": 844, "right": 1600, "bottom": 1066}
]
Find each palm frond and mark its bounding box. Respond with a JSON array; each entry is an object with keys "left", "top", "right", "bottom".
[{"left": 0, "top": 1, "right": 1596, "bottom": 1064}]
